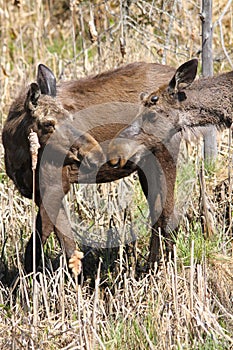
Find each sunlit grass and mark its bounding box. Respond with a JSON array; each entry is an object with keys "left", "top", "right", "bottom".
[{"left": 0, "top": 0, "right": 233, "bottom": 348}]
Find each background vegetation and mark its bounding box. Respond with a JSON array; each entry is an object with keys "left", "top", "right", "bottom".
[{"left": 0, "top": 0, "right": 233, "bottom": 349}]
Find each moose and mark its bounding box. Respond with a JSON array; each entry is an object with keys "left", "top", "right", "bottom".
[
  {"left": 3, "top": 60, "right": 177, "bottom": 275},
  {"left": 3, "top": 82, "right": 107, "bottom": 275},
  {"left": 107, "top": 59, "right": 233, "bottom": 262},
  {"left": 3, "top": 58, "right": 232, "bottom": 275}
]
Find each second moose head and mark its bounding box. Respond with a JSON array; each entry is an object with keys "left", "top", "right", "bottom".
[
  {"left": 107, "top": 59, "right": 199, "bottom": 168},
  {"left": 107, "top": 58, "right": 233, "bottom": 169}
]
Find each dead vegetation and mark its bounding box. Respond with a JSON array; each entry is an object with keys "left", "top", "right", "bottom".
[
  {"left": 0, "top": 251, "right": 233, "bottom": 349},
  {"left": 0, "top": 0, "right": 233, "bottom": 348}
]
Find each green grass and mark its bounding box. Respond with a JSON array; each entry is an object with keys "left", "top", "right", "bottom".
[{"left": 176, "top": 222, "right": 219, "bottom": 265}]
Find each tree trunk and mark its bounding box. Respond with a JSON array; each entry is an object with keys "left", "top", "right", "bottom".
[{"left": 201, "top": 0, "right": 218, "bottom": 162}]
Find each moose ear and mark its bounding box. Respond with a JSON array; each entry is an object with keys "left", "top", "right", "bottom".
[
  {"left": 25, "top": 82, "right": 41, "bottom": 110},
  {"left": 168, "top": 58, "right": 198, "bottom": 93},
  {"left": 37, "top": 64, "right": 56, "bottom": 97},
  {"left": 140, "top": 92, "right": 149, "bottom": 102}
]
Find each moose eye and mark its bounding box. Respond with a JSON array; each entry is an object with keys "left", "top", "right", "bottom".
[
  {"left": 142, "top": 111, "right": 157, "bottom": 123},
  {"left": 43, "top": 121, "right": 53, "bottom": 128},
  {"left": 40, "top": 118, "right": 56, "bottom": 132},
  {"left": 150, "top": 95, "right": 159, "bottom": 104}
]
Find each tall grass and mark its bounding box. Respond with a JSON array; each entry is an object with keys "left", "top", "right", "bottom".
[
  {"left": 0, "top": 249, "right": 233, "bottom": 349},
  {"left": 0, "top": 0, "right": 233, "bottom": 348}
]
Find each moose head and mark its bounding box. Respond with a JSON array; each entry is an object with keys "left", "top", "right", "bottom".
[{"left": 107, "top": 59, "right": 199, "bottom": 168}]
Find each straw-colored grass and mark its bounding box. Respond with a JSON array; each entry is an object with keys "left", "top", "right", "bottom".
[
  {"left": 1, "top": 249, "right": 233, "bottom": 349},
  {"left": 0, "top": 0, "right": 233, "bottom": 348}
]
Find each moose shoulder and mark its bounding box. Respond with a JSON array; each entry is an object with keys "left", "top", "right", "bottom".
[{"left": 108, "top": 58, "right": 233, "bottom": 263}]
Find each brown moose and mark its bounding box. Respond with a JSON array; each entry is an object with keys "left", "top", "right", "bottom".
[
  {"left": 108, "top": 58, "right": 233, "bottom": 263},
  {"left": 3, "top": 61, "right": 178, "bottom": 274},
  {"left": 3, "top": 81, "right": 106, "bottom": 275}
]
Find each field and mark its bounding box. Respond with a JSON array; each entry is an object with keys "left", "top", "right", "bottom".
[{"left": 0, "top": 0, "right": 233, "bottom": 349}]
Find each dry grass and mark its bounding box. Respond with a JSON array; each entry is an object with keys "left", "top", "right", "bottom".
[
  {"left": 0, "top": 251, "right": 233, "bottom": 349},
  {"left": 1, "top": 0, "right": 233, "bottom": 348}
]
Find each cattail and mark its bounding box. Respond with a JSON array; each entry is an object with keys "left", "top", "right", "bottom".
[
  {"left": 28, "top": 130, "right": 40, "bottom": 170},
  {"left": 69, "top": 250, "right": 84, "bottom": 277}
]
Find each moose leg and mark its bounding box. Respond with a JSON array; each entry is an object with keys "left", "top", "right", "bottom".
[
  {"left": 24, "top": 201, "right": 83, "bottom": 275},
  {"left": 40, "top": 199, "right": 83, "bottom": 276},
  {"left": 138, "top": 146, "right": 178, "bottom": 265},
  {"left": 38, "top": 161, "right": 83, "bottom": 275},
  {"left": 54, "top": 201, "right": 83, "bottom": 276},
  {"left": 138, "top": 154, "right": 165, "bottom": 264},
  {"left": 54, "top": 202, "right": 76, "bottom": 258},
  {"left": 24, "top": 203, "right": 56, "bottom": 273}
]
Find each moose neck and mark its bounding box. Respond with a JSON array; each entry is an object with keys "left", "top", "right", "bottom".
[{"left": 181, "top": 71, "right": 233, "bottom": 128}]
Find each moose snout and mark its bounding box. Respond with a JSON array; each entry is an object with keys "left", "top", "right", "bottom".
[
  {"left": 83, "top": 146, "right": 106, "bottom": 170},
  {"left": 78, "top": 137, "right": 106, "bottom": 172},
  {"left": 107, "top": 156, "right": 127, "bottom": 169},
  {"left": 107, "top": 138, "right": 142, "bottom": 169}
]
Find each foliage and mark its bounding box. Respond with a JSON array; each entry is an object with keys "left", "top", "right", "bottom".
[{"left": 0, "top": 0, "right": 233, "bottom": 348}]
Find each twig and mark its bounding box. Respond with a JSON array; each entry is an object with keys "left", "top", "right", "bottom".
[
  {"left": 213, "top": 0, "right": 233, "bottom": 68},
  {"left": 92, "top": 258, "right": 102, "bottom": 349},
  {"left": 190, "top": 240, "right": 194, "bottom": 314},
  {"left": 162, "top": 0, "right": 177, "bottom": 64}
]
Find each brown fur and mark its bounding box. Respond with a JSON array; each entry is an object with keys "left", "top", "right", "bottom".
[
  {"left": 108, "top": 59, "right": 233, "bottom": 262},
  {"left": 3, "top": 61, "right": 177, "bottom": 273},
  {"left": 3, "top": 91, "right": 103, "bottom": 201},
  {"left": 57, "top": 62, "right": 175, "bottom": 112}
]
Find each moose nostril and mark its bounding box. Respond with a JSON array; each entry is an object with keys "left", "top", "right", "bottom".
[{"left": 107, "top": 158, "right": 121, "bottom": 169}]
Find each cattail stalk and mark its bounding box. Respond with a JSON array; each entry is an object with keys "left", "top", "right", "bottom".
[{"left": 28, "top": 130, "right": 40, "bottom": 330}]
